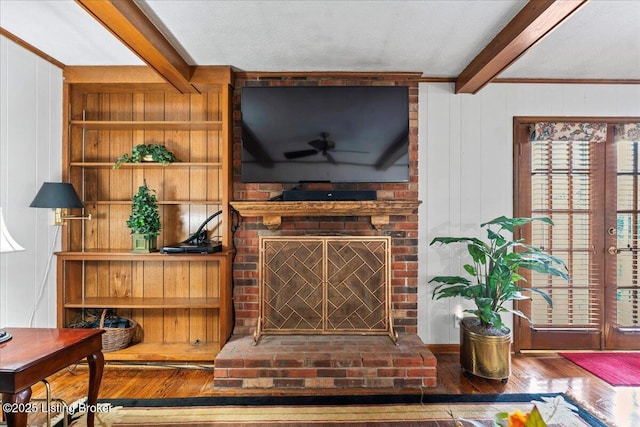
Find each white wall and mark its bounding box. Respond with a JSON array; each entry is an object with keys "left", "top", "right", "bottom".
[
  {"left": 0, "top": 35, "right": 63, "bottom": 328},
  {"left": 418, "top": 82, "right": 640, "bottom": 344}
]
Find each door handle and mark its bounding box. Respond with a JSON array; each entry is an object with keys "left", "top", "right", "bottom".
[{"left": 608, "top": 245, "right": 639, "bottom": 254}]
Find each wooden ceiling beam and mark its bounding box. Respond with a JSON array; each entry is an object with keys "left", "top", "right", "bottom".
[
  {"left": 455, "top": 0, "right": 588, "bottom": 94},
  {"left": 75, "top": 0, "right": 196, "bottom": 93}
]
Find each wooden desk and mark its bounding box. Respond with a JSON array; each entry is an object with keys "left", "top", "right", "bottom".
[{"left": 0, "top": 328, "right": 104, "bottom": 427}]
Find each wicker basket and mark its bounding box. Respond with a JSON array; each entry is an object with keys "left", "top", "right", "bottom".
[{"left": 99, "top": 309, "right": 137, "bottom": 352}]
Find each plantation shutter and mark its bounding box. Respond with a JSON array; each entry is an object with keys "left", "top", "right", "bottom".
[{"left": 516, "top": 122, "right": 607, "bottom": 350}]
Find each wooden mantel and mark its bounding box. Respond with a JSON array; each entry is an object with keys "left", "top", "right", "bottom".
[{"left": 230, "top": 200, "right": 421, "bottom": 230}]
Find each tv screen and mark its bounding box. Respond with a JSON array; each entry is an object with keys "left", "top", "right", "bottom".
[{"left": 240, "top": 86, "right": 409, "bottom": 183}]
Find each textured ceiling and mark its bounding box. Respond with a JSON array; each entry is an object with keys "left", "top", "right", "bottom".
[{"left": 0, "top": 0, "right": 638, "bottom": 80}]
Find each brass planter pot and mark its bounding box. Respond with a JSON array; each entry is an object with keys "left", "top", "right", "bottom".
[{"left": 460, "top": 318, "right": 511, "bottom": 382}]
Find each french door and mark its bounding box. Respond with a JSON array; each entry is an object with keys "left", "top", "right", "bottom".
[{"left": 514, "top": 119, "right": 640, "bottom": 351}]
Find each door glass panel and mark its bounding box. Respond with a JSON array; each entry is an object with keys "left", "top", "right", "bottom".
[
  {"left": 616, "top": 139, "right": 640, "bottom": 328},
  {"left": 529, "top": 140, "right": 599, "bottom": 328},
  {"left": 617, "top": 289, "right": 639, "bottom": 325}
]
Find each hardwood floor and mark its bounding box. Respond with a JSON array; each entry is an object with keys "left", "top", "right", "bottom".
[{"left": 24, "top": 352, "right": 636, "bottom": 426}]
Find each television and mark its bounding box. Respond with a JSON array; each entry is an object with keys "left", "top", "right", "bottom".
[{"left": 240, "top": 86, "right": 409, "bottom": 183}]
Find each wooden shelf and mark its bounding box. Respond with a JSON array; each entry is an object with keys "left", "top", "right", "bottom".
[
  {"left": 103, "top": 342, "right": 220, "bottom": 362},
  {"left": 70, "top": 120, "right": 223, "bottom": 131},
  {"left": 70, "top": 162, "right": 223, "bottom": 168},
  {"left": 231, "top": 200, "right": 421, "bottom": 230},
  {"left": 56, "top": 250, "right": 231, "bottom": 261},
  {"left": 83, "top": 200, "right": 223, "bottom": 205},
  {"left": 65, "top": 297, "right": 220, "bottom": 309}
]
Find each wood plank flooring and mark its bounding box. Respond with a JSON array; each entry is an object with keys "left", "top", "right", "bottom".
[{"left": 22, "top": 352, "right": 636, "bottom": 426}]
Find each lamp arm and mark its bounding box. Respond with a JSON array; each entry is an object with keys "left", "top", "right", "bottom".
[{"left": 53, "top": 208, "right": 91, "bottom": 226}]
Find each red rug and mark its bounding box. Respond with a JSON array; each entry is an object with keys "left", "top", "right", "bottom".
[{"left": 560, "top": 352, "right": 640, "bottom": 386}]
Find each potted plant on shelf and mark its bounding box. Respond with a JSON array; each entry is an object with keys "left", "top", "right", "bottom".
[
  {"left": 127, "top": 181, "right": 161, "bottom": 253},
  {"left": 113, "top": 143, "right": 178, "bottom": 169},
  {"left": 429, "top": 216, "right": 569, "bottom": 382}
]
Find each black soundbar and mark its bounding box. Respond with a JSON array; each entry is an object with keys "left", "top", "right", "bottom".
[{"left": 282, "top": 190, "right": 377, "bottom": 201}]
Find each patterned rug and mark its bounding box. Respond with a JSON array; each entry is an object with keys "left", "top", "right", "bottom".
[{"left": 57, "top": 393, "right": 607, "bottom": 427}]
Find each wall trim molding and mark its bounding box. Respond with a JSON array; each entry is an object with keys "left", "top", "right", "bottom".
[
  {"left": 427, "top": 344, "right": 460, "bottom": 354},
  {"left": 235, "top": 71, "right": 423, "bottom": 80},
  {"left": 496, "top": 78, "right": 640, "bottom": 85},
  {"left": 419, "top": 76, "right": 640, "bottom": 85},
  {"left": 0, "top": 27, "right": 65, "bottom": 69}
]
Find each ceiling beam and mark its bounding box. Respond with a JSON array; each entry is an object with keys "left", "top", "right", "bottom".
[
  {"left": 455, "top": 0, "right": 588, "bottom": 94},
  {"left": 75, "top": 0, "right": 196, "bottom": 93}
]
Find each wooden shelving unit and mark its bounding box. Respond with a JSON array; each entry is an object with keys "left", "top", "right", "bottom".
[{"left": 59, "top": 66, "right": 234, "bottom": 361}]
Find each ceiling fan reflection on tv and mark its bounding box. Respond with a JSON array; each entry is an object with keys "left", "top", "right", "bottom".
[{"left": 283, "top": 132, "right": 365, "bottom": 164}]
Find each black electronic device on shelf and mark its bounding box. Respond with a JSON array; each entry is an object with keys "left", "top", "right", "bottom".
[{"left": 161, "top": 210, "right": 223, "bottom": 254}]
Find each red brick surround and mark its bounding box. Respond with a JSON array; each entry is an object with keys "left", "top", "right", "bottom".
[{"left": 231, "top": 74, "right": 420, "bottom": 336}]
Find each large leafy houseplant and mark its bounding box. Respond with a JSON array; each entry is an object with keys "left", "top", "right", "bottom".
[{"left": 429, "top": 216, "right": 570, "bottom": 334}]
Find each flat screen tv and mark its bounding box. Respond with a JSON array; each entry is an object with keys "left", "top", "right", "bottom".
[{"left": 240, "top": 86, "right": 409, "bottom": 183}]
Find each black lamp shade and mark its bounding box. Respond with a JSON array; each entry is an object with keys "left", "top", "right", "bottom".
[{"left": 30, "top": 182, "right": 84, "bottom": 208}]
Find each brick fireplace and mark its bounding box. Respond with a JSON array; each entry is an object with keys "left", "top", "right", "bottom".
[{"left": 215, "top": 72, "right": 436, "bottom": 389}]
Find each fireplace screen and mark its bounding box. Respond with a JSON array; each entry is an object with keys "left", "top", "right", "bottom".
[{"left": 255, "top": 236, "right": 395, "bottom": 343}]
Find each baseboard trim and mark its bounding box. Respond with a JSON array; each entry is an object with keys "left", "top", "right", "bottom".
[{"left": 427, "top": 344, "right": 459, "bottom": 354}]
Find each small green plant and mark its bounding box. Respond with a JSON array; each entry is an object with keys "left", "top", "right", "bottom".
[
  {"left": 127, "top": 182, "right": 161, "bottom": 239},
  {"left": 429, "top": 216, "right": 570, "bottom": 332},
  {"left": 113, "top": 144, "right": 178, "bottom": 169}
]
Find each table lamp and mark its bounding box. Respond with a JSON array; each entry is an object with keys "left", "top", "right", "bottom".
[{"left": 0, "top": 207, "right": 25, "bottom": 343}]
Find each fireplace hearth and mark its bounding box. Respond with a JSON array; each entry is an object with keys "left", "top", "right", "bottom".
[{"left": 214, "top": 334, "right": 436, "bottom": 389}]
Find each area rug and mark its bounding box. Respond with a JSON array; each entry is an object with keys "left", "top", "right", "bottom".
[
  {"left": 560, "top": 351, "right": 640, "bottom": 386},
  {"left": 57, "top": 393, "right": 607, "bottom": 427}
]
